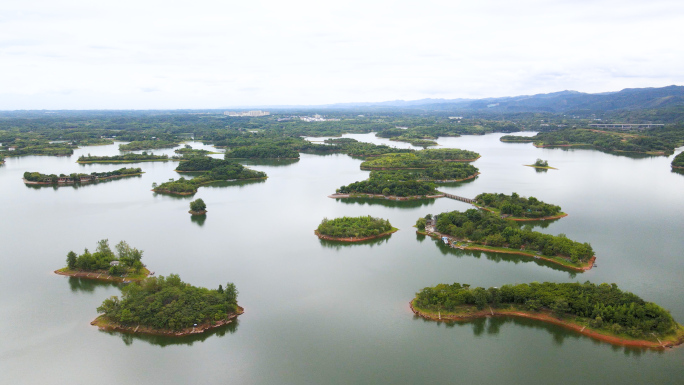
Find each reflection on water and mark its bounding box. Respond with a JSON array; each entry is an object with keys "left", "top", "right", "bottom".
[
  {"left": 414, "top": 313, "right": 651, "bottom": 355},
  {"left": 671, "top": 168, "right": 684, "bottom": 176},
  {"left": 190, "top": 214, "right": 206, "bottom": 226},
  {"left": 68, "top": 277, "right": 120, "bottom": 293},
  {"left": 102, "top": 318, "right": 240, "bottom": 347},
  {"left": 203, "top": 179, "right": 267, "bottom": 189},
  {"left": 534, "top": 167, "right": 548, "bottom": 173},
  {"left": 318, "top": 236, "right": 393, "bottom": 250},
  {"left": 336, "top": 197, "right": 438, "bottom": 209},
  {"left": 431, "top": 237, "right": 578, "bottom": 277},
  {"left": 520, "top": 217, "right": 562, "bottom": 230},
  {"left": 434, "top": 177, "right": 478, "bottom": 188}
]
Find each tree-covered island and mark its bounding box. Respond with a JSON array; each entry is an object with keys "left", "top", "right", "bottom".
[
  {"left": 416, "top": 209, "right": 594, "bottom": 271},
  {"left": 525, "top": 158, "right": 557, "bottom": 170},
  {"left": 55, "top": 240, "right": 150, "bottom": 283},
  {"left": 23, "top": 167, "right": 143, "bottom": 185},
  {"left": 189, "top": 198, "right": 207, "bottom": 215},
  {"left": 501, "top": 128, "right": 683, "bottom": 156},
  {"left": 331, "top": 148, "right": 480, "bottom": 200},
  {"left": 154, "top": 158, "right": 266, "bottom": 195},
  {"left": 473, "top": 192, "right": 566, "bottom": 220},
  {"left": 93, "top": 274, "right": 242, "bottom": 337},
  {"left": 315, "top": 216, "right": 397, "bottom": 242},
  {"left": 225, "top": 145, "right": 300, "bottom": 159},
  {"left": 77, "top": 153, "right": 170, "bottom": 163},
  {"left": 411, "top": 281, "right": 684, "bottom": 349},
  {"left": 672, "top": 152, "right": 684, "bottom": 169}
]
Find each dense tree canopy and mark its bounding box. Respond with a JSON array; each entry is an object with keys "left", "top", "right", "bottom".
[
  {"left": 337, "top": 179, "right": 438, "bottom": 197},
  {"left": 429, "top": 209, "right": 593, "bottom": 263},
  {"left": 226, "top": 145, "right": 300, "bottom": 159},
  {"left": 475, "top": 192, "right": 562, "bottom": 218},
  {"left": 190, "top": 198, "right": 207, "bottom": 212},
  {"left": 24, "top": 168, "right": 142, "bottom": 183},
  {"left": 672, "top": 152, "right": 684, "bottom": 168},
  {"left": 155, "top": 159, "right": 266, "bottom": 195},
  {"left": 317, "top": 216, "right": 394, "bottom": 238},
  {"left": 413, "top": 281, "right": 678, "bottom": 338},
  {"left": 65, "top": 239, "right": 143, "bottom": 276},
  {"left": 97, "top": 274, "right": 239, "bottom": 331},
  {"left": 78, "top": 153, "right": 169, "bottom": 163},
  {"left": 119, "top": 140, "right": 179, "bottom": 151}
]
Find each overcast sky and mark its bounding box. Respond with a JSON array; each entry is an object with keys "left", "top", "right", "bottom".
[{"left": 1, "top": 0, "right": 683, "bottom": 109}]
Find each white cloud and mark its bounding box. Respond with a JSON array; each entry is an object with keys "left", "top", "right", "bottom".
[{"left": 0, "top": 0, "right": 683, "bottom": 109}]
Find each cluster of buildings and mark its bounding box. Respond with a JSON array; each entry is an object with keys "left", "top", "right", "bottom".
[
  {"left": 300, "top": 114, "right": 340, "bottom": 122},
  {"left": 224, "top": 110, "right": 270, "bottom": 117}
]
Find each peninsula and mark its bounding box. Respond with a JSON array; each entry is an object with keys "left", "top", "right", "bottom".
[
  {"left": 411, "top": 282, "right": 684, "bottom": 349},
  {"left": 92, "top": 274, "right": 242, "bottom": 337},
  {"left": 154, "top": 157, "right": 266, "bottom": 195},
  {"left": 473, "top": 192, "right": 567, "bottom": 221},
  {"left": 23, "top": 168, "right": 143, "bottom": 185},
  {"left": 416, "top": 209, "right": 594, "bottom": 271},
  {"left": 315, "top": 216, "right": 397, "bottom": 242},
  {"left": 672, "top": 152, "right": 684, "bottom": 169},
  {"left": 55, "top": 240, "right": 150, "bottom": 283}
]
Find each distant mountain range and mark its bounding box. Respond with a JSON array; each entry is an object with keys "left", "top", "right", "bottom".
[{"left": 318, "top": 85, "right": 684, "bottom": 113}]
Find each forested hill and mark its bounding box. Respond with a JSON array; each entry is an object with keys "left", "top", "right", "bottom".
[{"left": 324, "top": 85, "right": 684, "bottom": 115}]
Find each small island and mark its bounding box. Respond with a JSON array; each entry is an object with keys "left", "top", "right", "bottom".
[
  {"left": 77, "top": 153, "right": 170, "bottom": 163},
  {"left": 525, "top": 158, "right": 557, "bottom": 170},
  {"left": 189, "top": 198, "right": 207, "bottom": 215},
  {"left": 23, "top": 168, "right": 143, "bottom": 185},
  {"left": 332, "top": 180, "right": 443, "bottom": 200},
  {"left": 225, "top": 144, "right": 300, "bottom": 159},
  {"left": 174, "top": 145, "right": 221, "bottom": 157},
  {"left": 55, "top": 240, "right": 150, "bottom": 283},
  {"left": 672, "top": 152, "right": 684, "bottom": 169},
  {"left": 92, "top": 274, "right": 243, "bottom": 337},
  {"left": 416, "top": 209, "right": 594, "bottom": 271},
  {"left": 315, "top": 216, "right": 398, "bottom": 242},
  {"left": 411, "top": 282, "right": 684, "bottom": 349},
  {"left": 473, "top": 192, "right": 567, "bottom": 221}
]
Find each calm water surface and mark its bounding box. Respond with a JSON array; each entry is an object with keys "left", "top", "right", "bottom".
[{"left": 1, "top": 134, "right": 683, "bottom": 384}]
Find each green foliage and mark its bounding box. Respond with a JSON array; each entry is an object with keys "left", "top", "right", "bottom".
[
  {"left": 360, "top": 149, "right": 479, "bottom": 170},
  {"left": 226, "top": 145, "right": 299, "bottom": 159},
  {"left": 119, "top": 140, "right": 179, "bottom": 151},
  {"left": 433, "top": 209, "right": 593, "bottom": 261},
  {"left": 65, "top": 239, "right": 143, "bottom": 274},
  {"left": 502, "top": 128, "right": 680, "bottom": 155},
  {"left": 475, "top": 192, "right": 562, "bottom": 218},
  {"left": 96, "top": 274, "right": 239, "bottom": 331},
  {"left": 337, "top": 179, "right": 438, "bottom": 197},
  {"left": 78, "top": 153, "right": 169, "bottom": 162},
  {"left": 672, "top": 152, "right": 684, "bottom": 168},
  {"left": 23, "top": 168, "right": 142, "bottom": 183},
  {"left": 156, "top": 160, "right": 266, "bottom": 195},
  {"left": 533, "top": 159, "right": 549, "bottom": 167},
  {"left": 370, "top": 163, "right": 478, "bottom": 182},
  {"left": 190, "top": 198, "right": 206, "bottom": 212},
  {"left": 317, "top": 216, "right": 393, "bottom": 238},
  {"left": 413, "top": 281, "right": 678, "bottom": 337}
]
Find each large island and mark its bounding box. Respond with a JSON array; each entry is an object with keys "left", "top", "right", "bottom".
[
  {"left": 416, "top": 209, "right": 594, "bottom": 271},
  {"left": 315, "top": 216, "right": 397, "bottom": 242},
  {"left": 23, "top": 168, "right": 143, "bottom": 185},
  {"left": 473, "top": 192, "right": 567, "bottom": 221},
  {"left": 411, "top": 281, "right": 684, "bottom": 349},
  {"left": 154, "top": 157, "right": 267, "bottom": 195},
  {"left": 92, "top": 274, "right": 243, "bottom": 337}
]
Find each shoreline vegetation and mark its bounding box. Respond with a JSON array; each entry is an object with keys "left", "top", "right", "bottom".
[
  {"left": 334, "top": 148, "right": 481, "bottom": 199},
  {"left": 77, "top": 153, "right": 171, "bottom": 163},
  {"left": 672, "top": 152, "right": 684, "bottom": 169},
  {"left": 57, "top": 240, "right": 150, "bottom": 281},
  {"left": 525, "top": 158, "right": 557, "bottom": 169},
  {"left": 316, "top": 216, "right": 397, "bottom": 242},
  {"left": 23, "top": 168, "right": 143, "bottom": 185},
  {"left": 154, "top": 157, "right": 267, "bottom": 195},
  {"left": 410, "top": 282, "right": 684, "bottom": 350},
  {"left": 500, "top": 128, "right": 683, "bottom": 156},
  {"left": 94, "top": 274, "right": 241, "bottom": 337},
  {"left": 119, "top": 140, "right": 179, "bottom": 151},
  {"left": 329, "top": 193, "right": 445, "bottom": 200},
  {"left": 472, "top": 192, "right": 567, "bottom": 221},
  {"left": 90, "top": 306, "right": 244, "bottom": 337},
  {"left": 416, "top": 209, "right": 594, "bottom": 271}
]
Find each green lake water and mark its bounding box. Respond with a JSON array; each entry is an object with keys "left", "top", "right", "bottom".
[{"left": 1, "top": 133, "right": 683, "bottom": 384}]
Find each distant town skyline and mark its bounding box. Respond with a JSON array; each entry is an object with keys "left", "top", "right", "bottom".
[{"left": 1, "top": 0, "right": 683, "bottom": 110}]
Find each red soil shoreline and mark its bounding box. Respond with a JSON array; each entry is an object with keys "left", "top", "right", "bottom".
[
  {"left": 314, "top": 228, "right": 398, "bottom": 242},
  {"left": 91, "top": 306, "right": 244, "bottom": 337},
  {"left": 409, "top": 300, "right": 684, "bottom": 350},
  {"left": 54, "top": 268, "right": 150, "bottom": 283},
  {"left": 329, "top": 193, "right": 445, "bottom": 200}
]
